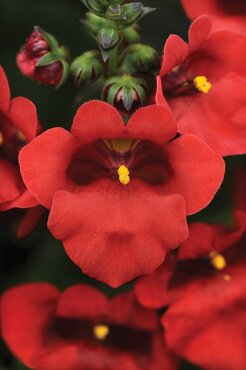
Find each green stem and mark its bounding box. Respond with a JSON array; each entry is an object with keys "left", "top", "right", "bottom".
[{"left": 107, "top": 46, "right": 118, "bottom": 77}]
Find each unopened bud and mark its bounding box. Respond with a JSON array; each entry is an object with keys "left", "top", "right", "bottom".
[
  {"left": 17, "top": 27, "right": 70, "bottom": 87},
  {"left": 97, "top": 27, "right": 121, "bottom": 61},
  {"left": 102, "top": 75, "right": 147, "bottom": 113},
  {"left": 70, "top": 51, "right": 103, "bottom": 85},
  {"left": 118, "top": 2, "right": 155, "bottom": 29},
  {"left": 124, "top": 44, "right": 160, "bottom": 72}
]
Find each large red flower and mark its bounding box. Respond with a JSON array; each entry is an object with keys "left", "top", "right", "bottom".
[
  {"left": 0, "top": 65, "right": 39, "bottom": 211},
  {"left": 156, "top": 16, "right": 246, "bottom": 156},
  {"left": 181, "top": 0, "right": 246, "bottom": 33},
  {"left": 19, "top": 100, "right": 224, "bottom": 286},
  {"left": 135, "top": 210, "right": 246, "bottom": 370},
  {"left": 1, "top": 283, "right": 178, "bottom": 370}
]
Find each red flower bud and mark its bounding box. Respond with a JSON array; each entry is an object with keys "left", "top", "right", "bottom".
[{"left": 17, "top": 28, "right": 69, "bottom": 86}]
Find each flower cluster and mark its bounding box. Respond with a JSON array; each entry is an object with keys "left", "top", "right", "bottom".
[{"left": 0, "top": 0, "right": 246, "bottom": 369}]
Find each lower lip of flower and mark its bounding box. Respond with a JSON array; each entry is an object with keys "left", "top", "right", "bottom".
[
  {"left": 51, "top": 317, "right": 152, "bottom": 354},
  {"left": 163, "top": 66, "right": 212, "bottom": 98},
  {"left": 66, "top": 138, "right": 172, "bottom": 187}
]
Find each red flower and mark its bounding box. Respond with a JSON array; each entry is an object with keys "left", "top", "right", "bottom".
[
  {"left": 1, "top": 284, "right": 178, "bottom": 370},
  {"left": 0, "top": 65, "right": 39, "bottom": 211},
  {"left": 135, "top": 210, "right": 246, "bottom": 370},
  {"left": 156, "top": 15, "right": 246, "bottom": 156},
  {"left": 163, "top": 215, "right": 246, "bottom": 370},
  {"left": 19, "top": 100, "right": 224, "bottom": 286},
  {"left": 17, "top": 28, "right": 68, "bottom": 86},
  {"left": 180, "top": 0, "right": 246, "bottom": 33}
]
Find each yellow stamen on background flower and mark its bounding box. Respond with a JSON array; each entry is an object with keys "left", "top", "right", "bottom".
[
  {"left": 118, "top": 164, "right": 130, "bottom": 185},
  {"left": 193, "top": 76, "right": 212, "bottom": 94},
  {"left": 209, "top": 251, "right": 227, "bottom": 270},
  {"left": 93, "top": 324, "right": 110, "bottom": 340},
  {"left": 222, "top": 273, "right": 231, "bottom": 282},
  {"left": 0, "top": 131, "right": 4, "bottom": 146}
]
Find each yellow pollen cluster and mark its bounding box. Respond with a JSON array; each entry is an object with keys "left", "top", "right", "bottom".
[
  {"left": 93, "top": 324, "right": 110, "bottom": 340},
  {"left": 118, "top": 165, "right": 130, "bottom": 185},
  {"left": 193, "top": 76, "right": 212, "bottom": 94},
  {"left": 209, "top": 251, "right": 227, "bottom": 270},
  {"left": 0, "top": 131, "right": 4, "bottom": 146}
]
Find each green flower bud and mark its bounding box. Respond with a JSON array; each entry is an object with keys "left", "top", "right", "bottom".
[
  {"left": 83, "top": 12, "right": 109, "bottom": 36},
  {"left": 97, "top": 27, "right": 121, "bottom": 61},
  {"left": 70, "top": 51, "right": 103, "bottom": 85},
  {"left": 124, "top": 44, "right": 160, "bottom": 72},
  {"left": 117, "top": 2, "right": 155, "bottom": 29},
  {"left": 102, "top": 74, "right": 147, "bottom": 113},
  {"left": 106, "top": 4, "right": 126, "bottom": 21}
]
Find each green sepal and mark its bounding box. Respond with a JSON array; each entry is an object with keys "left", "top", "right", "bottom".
[
  {"left": 117, "top": 3, "right": 155, "bottom": 29},
  {"left": 36, "top": 52, "right": 59, "bottom": 67},
  {"left": 122, "top": 85, "right": 135, "bottom": 112},
  {"left": 106, "top": 4, "right": 126, "bottom": 20},
  {"left": 56, "top": 60, "right": 70, "bottom": 89}
]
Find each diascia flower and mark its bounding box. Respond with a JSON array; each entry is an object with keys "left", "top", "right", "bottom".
[
  {"left": 156, "top": 15, "right": 246, "bottom": 156},
  {"left": 135, "top": 210, "right": 246, "bottom": 370},
  {"left": 0, "top": 65, "right": 39, "bottom": 211},
  {"left": 180, "top": 0, "right": 246, "bottom": 33},
  {"left": 1, "top": 283, "right": 178, "bottom": 370},
  {"left": 19, "top": 100, "right": 224, "bottom": 287}
]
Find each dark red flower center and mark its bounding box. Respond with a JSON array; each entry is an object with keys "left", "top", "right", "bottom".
[
  {"left": 50, "top": 317, "right": 152, "bottom": 354},
  {"left": 163, "top": 65, "right": 212, "bottom": 98},
  {"left": 0, "top": 112, "right": 27, "bottom": 165},
  {"left": 219, "top": 0, "right": 246, "bottom": 15},
  {"left": 67, "top": 139, "right": 172, "bottom": 187}
]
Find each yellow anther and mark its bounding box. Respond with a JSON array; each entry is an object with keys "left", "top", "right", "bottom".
[
  {"left": 222, "top": 273, "right": 231, "bottom": 282},
  {"left": 209, "top": 251, "right": 227, "bottom": 271},
  {"left": 93, "top": 324, "right": 110, "bottom": 340},
  {"left": 118, "top": 165, "right": 130, "bottom": 185},
  {"left": 0, "top": 131, "right": 4, "bottom": 146},
  {"left": 193, "top": 75, "right": 212, "bottom": 94}
]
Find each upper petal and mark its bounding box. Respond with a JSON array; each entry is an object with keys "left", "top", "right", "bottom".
[
  {"left": 127, "top": 105, "right": 177, "bottom": 144},
  {"left": 71, "top": 100, "right": 124, "bottom": 144},
  {"left": 160, "top": 35, "right": 188, "bottom": 77}
]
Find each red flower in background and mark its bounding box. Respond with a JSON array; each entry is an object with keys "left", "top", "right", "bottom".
[
  {"left": 17, "top": 27, "right": 68, "bottom": 86},
  {"left": 0, "top": 66, "right": 39, "bottom": 211},
  {"left": 1, "top": 284, "right": 178, "bottom": 370},
  {"left": 181, "top": 0, "right": 246, "bottom": 33},
  {"left": 156, "top": 16, "right": 246, "bottom": 156},
  {"left": 19, "top": 100, "right": 224, "bottom": 286},
  {"left": 135, "top": 208, "right": 246, "bottom": 370},
  {"left": 0, "top": 66, "right": 45, "bottom": 238}
]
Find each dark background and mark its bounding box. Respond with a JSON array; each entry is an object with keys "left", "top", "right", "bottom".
[{"left": 0, "top": 1, "right": 243, "bottom": 369}]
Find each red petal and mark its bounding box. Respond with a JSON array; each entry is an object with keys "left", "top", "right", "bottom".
[
  {"left": 9, "top": 97, "right": 38, "bottom": 141},
  {"left": 0, "top": 65, "right": 10, "bottom": 112},
  {"left": 188, "top": 15, "right": 212, "bottom": 52},
  {"left": 19, "top": 127, "right": 79, "bottom": 209},
  {"left": 162, "top": 135, "right": 225, "bottom": 215},
  {"left": 0, "top": 158, "right": 22, "bottom": 203},
  {"left": 160, "top": 35, "right": 188, "bottom": 77},
  {"left": 56, "top": 284, "right": 109, "bottom": 319},
  {"left": 71, "top": 100, "right": 124, "bottom": 144},
  {"left": 48, "top": 179, "right": 188, "bottom": 287},
  {"left": 171, "top": 74, "right": 246, "bottom": 156},
  {"left": 135, "top": 254, "right": 175, "bottom": 309},
  {"left": 1, "top": 283, "right": 60, "bottom": 368},
  {"left": 17, "top": 205, "right": 46, "bottom": 239},
  {"left": 127, "top": 105, "right": 177, "bottom": 144}
]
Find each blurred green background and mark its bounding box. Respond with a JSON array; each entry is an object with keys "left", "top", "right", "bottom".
[{"left": 0, "top": 0, "right": 244, "bottom": 369}]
